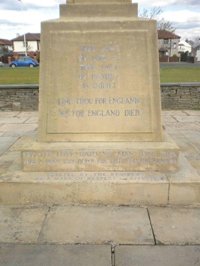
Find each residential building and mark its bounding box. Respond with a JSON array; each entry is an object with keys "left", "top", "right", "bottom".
[
  {"left": 12, "top": 33, "right": 40, "bottom": 54},
  {"left": 0, "top": 39, "right": 13, "bottom": 52},
  {"left": 0, "top": 39, "right": 13, "bottom": 63},
  {"left": 178, "top": 40, "right": 192, "bottom": 54},
  {"left": 194, "top": 45, "right": 200, "bottom": 62},
  {"left": 158, "top": 30, "right": 181, "bottom": 58}
]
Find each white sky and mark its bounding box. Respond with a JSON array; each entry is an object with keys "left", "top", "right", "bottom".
[{"left": 0, "top": 0, "right": 199, "bottom": 41}]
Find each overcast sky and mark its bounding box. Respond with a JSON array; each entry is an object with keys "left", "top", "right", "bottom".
[{"left": 0, "top": 0, "right": 199, "bottom": 41}]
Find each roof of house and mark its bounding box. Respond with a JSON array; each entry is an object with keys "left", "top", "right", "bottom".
[
  {"left": 178, "top": 40, "right": 192, "bottom": 47},
  {"left": 0, "top": 39, "right": 12, "bottom": 45},
  {"left": 158, "top": 30, "right": 180, "bottom": 40},
  {"left": 12, "top": 33, "right": 40, "bottom": 42}
]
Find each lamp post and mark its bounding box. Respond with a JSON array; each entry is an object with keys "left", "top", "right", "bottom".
[
  {"left": 23, "top": 33, "right": 27, "bottom": 56},
  {"left": 18, "top": 0, "right": 27, "bottom": 56}
]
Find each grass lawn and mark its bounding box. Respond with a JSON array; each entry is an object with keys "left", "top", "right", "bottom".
[
  {"left": 0, "top": 67, "right": 39, "bottom": 84},
  {"left": 160, "top": 67, "right": 200, "bottom": 83},
  {"left": 0, "top": 66, "right": 200, "bottom": 84}
]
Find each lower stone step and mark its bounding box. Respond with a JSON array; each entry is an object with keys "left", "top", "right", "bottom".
[{"left": 0, "top": 154, "right": 200, "bottom": 206}]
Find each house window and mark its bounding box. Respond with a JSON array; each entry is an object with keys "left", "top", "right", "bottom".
[
  {"left": 173, "top": 43, "right": 177, "bottom": 49},
  {"left": 164, "top": 39, "right": 169, "bottom": 45}
]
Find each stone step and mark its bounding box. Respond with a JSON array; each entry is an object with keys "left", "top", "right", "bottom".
[{"left": 0, "top": 149, "right": 200, "bottom": 206}]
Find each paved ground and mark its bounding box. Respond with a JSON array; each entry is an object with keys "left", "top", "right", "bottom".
[{"left": 0, "top": 111, "right": 200, "bottom": 265}]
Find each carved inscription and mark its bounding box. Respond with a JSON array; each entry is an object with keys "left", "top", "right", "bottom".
[
  {"left": 33, "top": 172, "right": 167, "bottom": 182},
  {"left": 47, "top": 33, "right": 154, "bottom": 135},
  {"left": 57, "top": 96, "right": 142, "bottom": 118},
  {"left": 23, "top": 150, "right": 178, "bottom": 172},
  {"left": 79, "top": 44, "right": 119, "bottom": 90}
]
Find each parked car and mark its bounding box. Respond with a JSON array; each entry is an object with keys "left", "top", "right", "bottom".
[
  {"left": 0, "top": 61, "right": 4, "bottom": 67},
  {"left": 9, "top": 57, "right": 39, "bottom": 68}
]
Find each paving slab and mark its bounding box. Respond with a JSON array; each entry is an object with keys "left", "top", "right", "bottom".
[
  {"left": 115, "top": 245, "right": 200, "bottom": 266},
  {"left": 175, "top": 115, "right": 200, "bottom": 122},
  {"left": 16, "top": 112, "right": 38, "bottom": 118},
  {"left": 0, "top": 112, "right": 20, "bottom": 118},
  {"left": 0, "top": 206, "right": 48, "bottom": 243},
  {"left": 149, "top": 207, "right": 200, "bottom": 245},
  {"left": 166, "top": 131, "right": 195, "bottom": 152},
  {"left": 165, "top": 121, "right": 200, "bottom": 131},
  {"left": 185, "top": 110, "right": 200, "bottom": 116},
  {"left": 162, "top": 110, "right": 187, "bottom": 116},
  {"left": 0, "top": 124, "right": 37, "bottom": 137},
  {"left": 0, "top": 244, "right": 111, "bottom": 266},
  {"left": 183, "top": 130, "right": 200, "bottom": 152},
  {"left": 0, "top": 151, "right": 21, "bottom": 174},
  {"left": 24, "top": 116, "right": 38, "bottom": 124},
  {"left": 162, "top": 116, "right": 177, "bottom": 123},
  {"left": 39, "top": 206, "right": 154, "bottom": 245},
  {"left": 0, "top": 117, "right": 28, "bottom": 124},
  {"left": 0, "top": 137, "right": 18, "bottom": 155}
]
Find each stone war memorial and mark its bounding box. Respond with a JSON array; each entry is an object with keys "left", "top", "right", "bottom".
[{"left": 6, "top": 0, "right": 198, "bottom": 207}]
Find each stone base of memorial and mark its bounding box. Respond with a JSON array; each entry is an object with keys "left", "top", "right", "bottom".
[
  {"left": 16, "top": 134, "right": 179, "bottom": 173},
  {"left": 2, "top": 139, "right": 199, "bottom": 206}
]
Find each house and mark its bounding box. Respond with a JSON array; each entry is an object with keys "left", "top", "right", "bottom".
[
  {"left": 0, "top": 39, "right": 13, "bottom": 53},
  {"left": 0, "top": 39, "right": 13, "bottom": 63},
  {"left": 12, "top": 33, "right": 40, "bottom": 55},
  {"left": 194, "top": 45, "right": 200, "bottom": 62},
  {"left": 178, "top": 40, "right": 192, "bottom": 54},
  {"left": 158, "top": 30, "right": 181, "bottom": 60}
]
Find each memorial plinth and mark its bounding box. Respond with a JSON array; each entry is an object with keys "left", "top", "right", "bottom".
[
  {"left": 38, "top": 0, "right": 163, "bottom": 142},
  {"left": 10, "top": 0, "right": 180, "bottom": 206},
  {"left": 20, "top": 135, "right": 178, "bottom": 172}
]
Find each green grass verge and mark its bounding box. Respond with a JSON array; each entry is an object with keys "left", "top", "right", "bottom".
[
  {"left": 0, "top": 67, "right": 39, "bottom": 84},
  {"left": 160, "top": 67, "right": 200, "bottom": 83},
  {"left": 0, "top": 66, "right": 200, "bottom": 84}
]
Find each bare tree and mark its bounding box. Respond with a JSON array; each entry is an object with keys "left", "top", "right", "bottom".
[
  {"left": 139, "top": 7, "right": 175, "bottom": 32},
  {"left": 139, "top": 7, "right": 163, "bottom": 19}
]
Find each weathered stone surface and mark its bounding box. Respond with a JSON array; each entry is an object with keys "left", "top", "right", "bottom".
[
  {"left": 68, "top": 0, "right": 132, "bottom": 3},
  {"left": 149, "top": 207, "right": 200, "bottom": 245},
  {"left": 0, "top": 244, "right": 111, "bottom": 266},
  {"left": 115, "top": 246, "right": 200, "bottom": 266},
  {"left": 60, "top": 1, "right": 138, "bottom": 18},
  {"left": 0, "top": 206, "right": 47, "bottom": 243},
  {"left": 0, "top": 169, "right": 169, "bottom": 205},
  {"left": 38, "top": 0, "right": 162, "bottom": 142},
  {"left": 39, "top": 206, "right": 154, "bottom": 245},
  {"left": 12, "top": 135, "right": 179, "bottom": 172}
]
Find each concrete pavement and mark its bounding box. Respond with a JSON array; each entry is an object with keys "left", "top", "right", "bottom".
[
  {"left": 0, "top": 205, "right": 200, "bottom": 265},
  {"left": 1, "top": 205, "right": 200, "bottom": 246}
]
